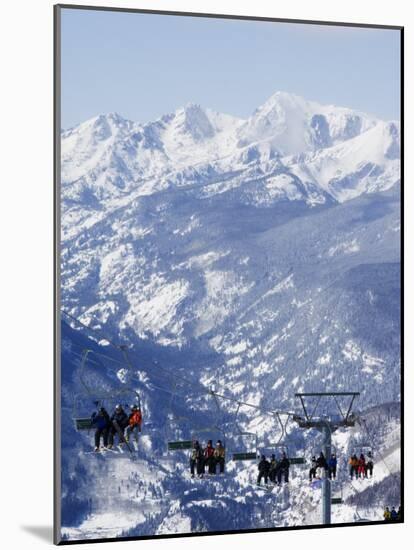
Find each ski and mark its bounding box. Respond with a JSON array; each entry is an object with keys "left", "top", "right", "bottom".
[{"left": 112, "top": 420, "right": 134, "bottom": 456}]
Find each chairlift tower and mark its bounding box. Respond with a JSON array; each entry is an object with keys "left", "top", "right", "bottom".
[{"left": 293, "top": 392, "right": 360, "bottom": 525}]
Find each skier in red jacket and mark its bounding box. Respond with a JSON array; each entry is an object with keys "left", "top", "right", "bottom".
[
  {"left": 204, "top": 440, "right": 215, "bottom": 474},
  {"left": 358, "top": 454, "right": 366, "bottom": 478}
]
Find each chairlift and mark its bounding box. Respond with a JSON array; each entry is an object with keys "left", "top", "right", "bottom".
[
  {"left": 72, "top": 348, "right": 141, "bottom": 432},
  {"left": 231, "top": 431, "right": 258, "bottom": 461},
  {"left": 351, "top": 442, "right": 374, "bottom": 479},
  {"left": 166, "top": 381, "right": 227, "bottom": 453},
  {"left": 73, "top": 389, "right": 141, "bottom": 432},
  {"left": 352, "top": 442, "right": 373, "bottom": 457},
  {"left": 258, "top": 442, "right": 288, "bottom": 460},
  {"left": 212, "top": 398, "right": 258, "bottom": 461},
  {"left": 191, "top": 426, "right": 226, "bottom": 450},
  {"left": 166, "top": 413, "right": 193, "bottom": 452},
  {"left": 272, "top": 412, "right": 305, "bottom": 465},
  {"left": 310, "top": 442, "right": 338, "bottom": 459},
  {"left": 257, "top": 442, "right": 305, "bottom": 465},
  {"left": 166, "top": 419, "right": 226, "bottom": 453},
  {"left": 166, "top": 408, "right": 225, "bottom": 451}
]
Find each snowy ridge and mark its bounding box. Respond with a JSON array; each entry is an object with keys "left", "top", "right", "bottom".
[{"left": 61, "top": 91, "right": 400, "bottom": 241}]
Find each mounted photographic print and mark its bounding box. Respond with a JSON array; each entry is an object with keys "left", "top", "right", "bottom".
[{"left": 54, "top": 4, "right": 403, "bottom": 544}]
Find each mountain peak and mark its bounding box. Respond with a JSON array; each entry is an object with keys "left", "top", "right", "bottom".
[
  {"left": 105, "top": 111, "right": 127, "bottom": 123},
  {"left": 182, "top": 101, "right": 204, "bottom": 112},
  {"left": 173, "top": 102, "right": 215, "bottom": 141},
  {"left": 266, "top": 90, "right": 307, "bottom": 103},
  {"left": 174, "top": 102, "right": 207, "bottom": 118},
  {"left": 257, "top": 91, "right": 310, "bottom": 114}
]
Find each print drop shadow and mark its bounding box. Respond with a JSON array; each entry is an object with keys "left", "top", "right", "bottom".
[{"left": 21, "top": 525, "right": 53, "bottom": 543}]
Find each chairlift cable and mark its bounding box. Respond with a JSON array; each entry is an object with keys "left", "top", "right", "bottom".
[
  {"left": 62, "top": 268, "right": 349, "bottom": 409},
  {"left": 63, "top": 272, "right": 354, "bottom": 424},
  {"left": 209, "top": 390, "right": 295, "bottom": 418},
  {"left": 63, "top": 307, "right": 399, "bottom": 468},
  {"left": 63, "top": 308, "right": 299, "bottom": 423},
  {"left": 62, "top": 309, "right": 121, "bottom": 349}
]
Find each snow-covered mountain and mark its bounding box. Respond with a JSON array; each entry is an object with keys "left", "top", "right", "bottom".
[
  {"left": 60, "top": 91, "right": 400, "bottom": 397},
  {"left": 237, "top": 91, "right": 377, "bottom": 154},
  {"left": 59, "top": 91, "right": 401, "bottom": 540},
  {"left": 61, "top": 91, "right": 400, "bottom": 238}
]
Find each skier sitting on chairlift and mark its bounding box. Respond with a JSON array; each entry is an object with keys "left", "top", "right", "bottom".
[
  {"left": 328, "top": 453, "right": 337, "bottom": 480},
  {"left": 197, "top": 442, "right": 205, "bottom": 477},
  {"left": 365, "top": 451, "right": 374, "bottom": 478},
  {"left": 125, "top": 405, "right": 142, "bottom": 443},
  {"left": 257, "top": 455, "right": 270, "bottom": 485},
  {"left": 204, "top": 440, "right": 215, "bottom": 475},
  {"left": 316, "top": 452, "right": 328, "bottom": 474},
  {"left": 349, "top": 454, "right": 358, "bottom": 479},
  {"left": 190, "top": 440, "right": 203, "bottom": 478},
  {"left": 278, "top": 452, "right": 290, "bottom": 484},
  {"left": 269, "top": 454, "right": 278, "bottom": 483},
  {"left": 108, "top": 404, "right": 129, "bottom": 449},
  {"left": 358, "top": 453, "right": 366, "bottom": 479},
  {"left": 309, "top": 455, "right": 318, "bottom": 481},
  {"left": 214, "top": 440, "right": 225, "bottom": 474},
  {"left": 91, "top": 407, "right": 110, "bottom": 452}
]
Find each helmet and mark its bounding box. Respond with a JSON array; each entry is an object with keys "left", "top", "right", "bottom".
[
  {"left": 131, "top": 404, "right": 138, "bottom": 410},
  {"left": 115, "top": 404, "right": 122, "bottom": 410}
]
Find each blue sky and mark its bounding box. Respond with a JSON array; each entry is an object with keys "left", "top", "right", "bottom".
[{"left": 61, "top": 8, "right": 401, "bottom": 129}]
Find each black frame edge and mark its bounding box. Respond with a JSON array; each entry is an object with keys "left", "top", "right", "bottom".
[
  {"left": 399, "top": 25, "right": 404, "bottom": 523},
  {"left": 55, "top": 3, "right": 403, "bottom": 30},
  {"left": 54, "top": 3, "right": 62, "bottom": 546}
]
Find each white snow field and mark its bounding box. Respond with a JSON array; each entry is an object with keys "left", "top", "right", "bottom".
[{"left": 60, "top": 91, "right": 401, "bottom": 540}]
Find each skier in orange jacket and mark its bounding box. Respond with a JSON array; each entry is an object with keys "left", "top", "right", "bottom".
[
  {"left": 349, "top": 454, "right": 358, "bottom": 479},
  {"left": 125, "top": 405, "right": 142, "bottom": 443}
]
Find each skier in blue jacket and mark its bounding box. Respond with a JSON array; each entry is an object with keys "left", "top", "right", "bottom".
[
  {"left": 91, "top": 407, "right": 110, "bottom": 451},
  {"left": 328, "top": 454, "right": 337, "bottom": 479}
]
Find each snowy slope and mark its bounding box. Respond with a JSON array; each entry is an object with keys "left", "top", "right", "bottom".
[
  {"left": 61, "top": 182, "right": 400, "bottom": 406},
  {"left": 60, "top": 320, "right": 401, "bottom": 540}
]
